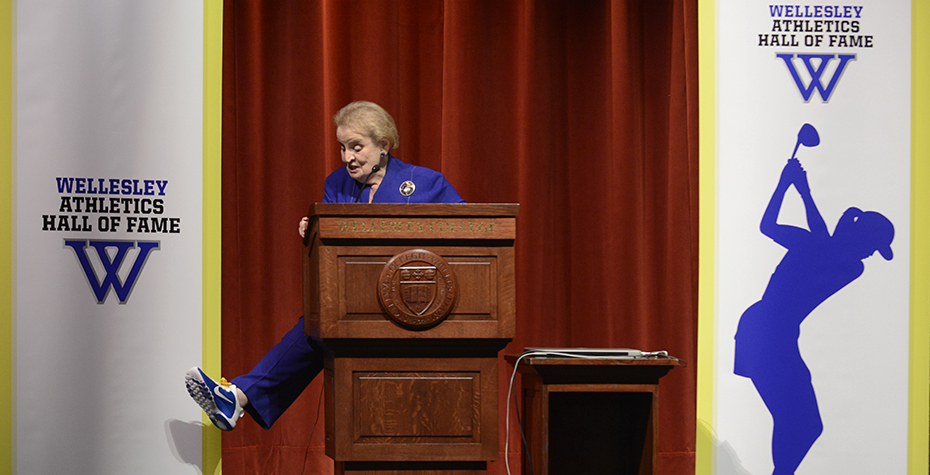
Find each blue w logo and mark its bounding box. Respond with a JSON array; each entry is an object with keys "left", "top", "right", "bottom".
[
  {"left": 64, "top": 240, "right": 160, "bottom": 304},
  {"left": 776, "top": 53, "right": 856, "bottom": 102}
]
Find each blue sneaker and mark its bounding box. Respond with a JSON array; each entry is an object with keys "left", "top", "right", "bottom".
[{"left": 185, "top": 367, "right": 244, "bottom": 431}]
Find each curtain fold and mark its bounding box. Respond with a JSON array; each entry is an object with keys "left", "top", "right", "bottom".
[{"left": 222, "top": 0, "right": 698, "bottom": 473}]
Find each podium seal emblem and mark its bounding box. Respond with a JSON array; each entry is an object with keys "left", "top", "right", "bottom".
[{"left": 378, "top": 249, "right": 457, "bottom": 329}]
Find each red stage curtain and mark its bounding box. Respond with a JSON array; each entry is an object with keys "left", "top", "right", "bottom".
[{"left": 221, "top": 0, "right": 698, "bottom": 473}]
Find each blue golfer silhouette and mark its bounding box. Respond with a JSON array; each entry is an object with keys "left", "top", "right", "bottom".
[{"left": 734, "top": 125, "right": 894, "bottom": 475}]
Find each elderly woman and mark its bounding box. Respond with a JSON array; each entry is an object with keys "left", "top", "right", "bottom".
[{"left": 185, "top": 101, "right": 464, "bottom": 431}]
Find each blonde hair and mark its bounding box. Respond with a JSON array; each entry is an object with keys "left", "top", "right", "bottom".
[{"left": 333, "top": 101, "right": 400, "bottom": 150}]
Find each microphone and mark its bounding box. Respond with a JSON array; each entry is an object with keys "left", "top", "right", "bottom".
[{"left": 354, "top": 164, "right": 381, "bottom": 203}]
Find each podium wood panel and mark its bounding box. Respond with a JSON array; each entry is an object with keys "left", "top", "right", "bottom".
[
  {"left": 325, "top": 357, "right": 498, "bottom": 461},
  {"left": 312, "top": 245, "right": 513, "bottom": 339}
]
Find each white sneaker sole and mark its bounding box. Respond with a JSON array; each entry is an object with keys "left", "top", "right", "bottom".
[{"left": 185, "top": 367, "right": 242, "bottom": 431}]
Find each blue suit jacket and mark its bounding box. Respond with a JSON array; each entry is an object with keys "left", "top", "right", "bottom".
[{"left": 322, "top": 155, "right": 465, "bottom": 204}]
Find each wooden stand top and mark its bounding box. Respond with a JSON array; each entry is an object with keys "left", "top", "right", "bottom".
[
  {"left": 505, "top": 354, "right": 680, "bottom": 367},
  {"left": 504, "top": 354, "right": 680, "bottom": 385}
]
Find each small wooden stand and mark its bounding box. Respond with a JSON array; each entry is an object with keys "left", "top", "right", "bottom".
[{"left": 505, "top": 354, "right": 678, "bottom": 475}]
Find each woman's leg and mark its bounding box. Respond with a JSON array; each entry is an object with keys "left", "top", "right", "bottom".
[
  {"left": 752, "top": 355, "right": 823, "bottom": 475},
  {"left": 232, "top": 316, "right": 326, "bottom": 429}
]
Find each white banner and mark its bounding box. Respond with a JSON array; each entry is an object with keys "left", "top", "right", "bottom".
[
  {"left": 705, "top": 1, "right": 917, "bottom": 474},
  {"left": 10, "top": 2, "right": 211, "bottom": 473}
]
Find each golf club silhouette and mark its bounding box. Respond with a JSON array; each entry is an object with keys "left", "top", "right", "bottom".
[{"left": 790, "top": 123, "right": 819, "bottom": 160}]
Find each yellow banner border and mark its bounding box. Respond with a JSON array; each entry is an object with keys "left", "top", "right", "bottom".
[
  {"left": 908, "top": 1, "right": 929, "bottom": 473},
  {"left": 696, "top": 0, "right": 716, "bottom": 473},
  {"left": 1, "top": 0, "right": 12, "bottom": 473},
  {"left": 202, "top": 0, "right": 223, "bottom": 473}
]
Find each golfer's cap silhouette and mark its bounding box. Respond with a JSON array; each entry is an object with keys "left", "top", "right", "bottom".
[{"left": 859, "top": 211, "right": 894, "bottom": 260}]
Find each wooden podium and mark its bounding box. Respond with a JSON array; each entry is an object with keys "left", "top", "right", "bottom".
[{"left": 303, "top": 203, "right": 518, "bottom": 475}]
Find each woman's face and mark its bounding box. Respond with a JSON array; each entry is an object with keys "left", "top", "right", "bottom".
[{"left": 336, "top": 125, "right": 387, "bottom": 183}]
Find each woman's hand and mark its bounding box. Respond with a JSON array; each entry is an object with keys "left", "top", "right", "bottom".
[
  {"left": 789, "top": 158, "right": 810, "bottom": 197},
  {"left": 780, "top": 158, "right": 809, "bottom": 195},
  {"left": 299, "top": 217, "right": 309, "bottom": 238}
]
